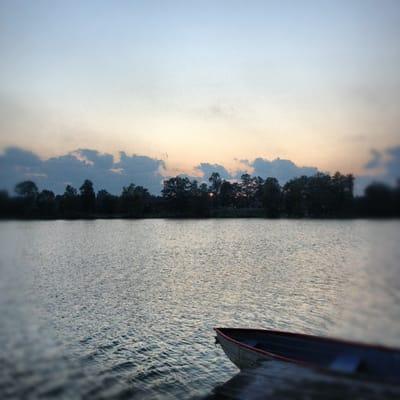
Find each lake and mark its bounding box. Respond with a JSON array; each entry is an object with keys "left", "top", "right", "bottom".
[{"left": 1, "top": 219, "right": 399, "bottom": 399}]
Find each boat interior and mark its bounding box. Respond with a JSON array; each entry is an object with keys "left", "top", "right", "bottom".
[{"left": 218, "top": 328, "right": 400, "bottom": 382}]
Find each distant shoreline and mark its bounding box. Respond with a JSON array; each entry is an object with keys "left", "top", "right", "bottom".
[
  {"left": 2, "top": 172, "right": 399, "bottom": 220},
  {"left": 1, "top": 213, "right": 399, "bottom": 222}
]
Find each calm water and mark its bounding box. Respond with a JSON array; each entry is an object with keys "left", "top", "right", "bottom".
[{"left": 0, "top": 219, "right": 399, "bottom": 399}]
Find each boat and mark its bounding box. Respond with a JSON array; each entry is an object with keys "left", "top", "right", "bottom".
[{"left": 214, "top": 327, "right": 400, "bottom": 385}]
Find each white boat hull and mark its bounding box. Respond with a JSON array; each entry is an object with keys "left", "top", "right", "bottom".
[{"left": 216, "top": 330, "right": 273, "bottom": 369}]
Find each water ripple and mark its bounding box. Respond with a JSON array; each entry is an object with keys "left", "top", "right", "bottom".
[{"left": 0, "top": 219, "right": 399, "bottom": 399}]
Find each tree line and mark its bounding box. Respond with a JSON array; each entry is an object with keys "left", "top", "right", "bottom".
[{"left": 0, "top": 172, "right": 399, "bottom": 219}]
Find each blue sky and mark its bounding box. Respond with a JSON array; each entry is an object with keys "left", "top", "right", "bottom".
[{"left": 0, "top": 0, "right": 399, "bottom": 191}]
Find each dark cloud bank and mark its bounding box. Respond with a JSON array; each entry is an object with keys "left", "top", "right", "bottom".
[
  {"left": 0, "top": 148, "right": 165, "bottom": 195},
  {"left": 0, "top": 146, "right": 399, "bottom": 195}
]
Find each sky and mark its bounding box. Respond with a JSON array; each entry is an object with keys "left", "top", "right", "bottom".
[{"left": 0, "top": 0, "right": 399, "bottom": 193}]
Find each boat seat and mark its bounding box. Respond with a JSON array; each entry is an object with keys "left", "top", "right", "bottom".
[
  {"left": 246, "top": 340, "right": 260, "bottom": 347},
  {"left": 330, "top": 354, "right": 361, "bottom": 373}
]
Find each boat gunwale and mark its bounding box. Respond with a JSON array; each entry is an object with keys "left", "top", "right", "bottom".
[
  {"left": 215, "top": 327, "right": 310, "bottom": 367},
  {"left": 214, "top": 327, "right": 400, "bottom": 356}
]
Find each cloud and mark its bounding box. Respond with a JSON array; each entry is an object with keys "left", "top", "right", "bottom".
[
  {"left": 385, "top": 146, "right": 400, "bottom": 178},
  {"left": 236, "top": 157, "right": 319, "bottom": 183},
  {"left": 0, "top": 147, "right": 42, "bottom": 168},
  {"left": 0, "top": 147, "right": 165, "bottom": 195},
  {"left": 6, "top": 145, "right": 397, "bottom": 197},
  {"left": 114, "top": 152, "right": 167, "bottom": 194},
  {"left": 355, "top": 146, "right": 400, "bottom": 194},
  {"left": 195, "top": 163, "right": 231, "bottom": 180},
  {"left": 364, "top": 149, "right": 383, "bottom": 170},
  {"left": 0, "top": 148, "right": 45, "bottom": 192},
  {"left": 207, "top": 104, "right": 235, "bottom": 119},
  {"left": 75, "top": 149, "right": 114, "bottom": 169},
  {"left": 193, "top": 158, "right": 320, "bottom": 184}
]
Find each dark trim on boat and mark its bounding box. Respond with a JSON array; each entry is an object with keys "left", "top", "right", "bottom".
[
  {"left": 214, "top": 327, "right": 399, "bottom": 354},
  {"left": 215, "top": 327, "right": 309, "bottom": 367}
]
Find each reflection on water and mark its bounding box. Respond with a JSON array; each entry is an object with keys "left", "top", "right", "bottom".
[
  {"left": 0, "top": 219, "right": 399, "bottom": 399},
  {"left": 208, "top": 361, "right": 400, "bottom": 399}
]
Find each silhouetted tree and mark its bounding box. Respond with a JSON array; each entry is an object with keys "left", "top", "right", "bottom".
[
  {"left": 364, "top": 182, "right": 394, "bottom": 217},
  {"left": 15, "top": 181, "right": 38, "bottom": 198},
  {"left": 191, "top": 180, "right": 211, "bottom": 216},
  {"left": 65, "top": 185, "right": 78, "bottom": 197},
  {"left": 282, "top": 173, "right": 355, "bottom": 217},
  {"left": 120, "top": 184, "right": 150, "bottom": 216},
  {"left": 220, "top": 181, "right": 234, "bottom": 207},
  {"left": 394, "top": 180, "right": 400, "bottom": 216},
  {"left": 306, "top": 173, "right": 333, "bottom": 217},
  {"left": 209, "top": 173, "right": 222, "bottom": 196},
  {"left": 240, "top": 173, "right": 252, "bottom": 206},
  {"left": 162, "top": 176, "right": 194, "bottom": 213},
  {"left": 283, "top": 176, "right": 308, "bottom": 217},
  {"left": 131, "top": 186, "right": 150, "bottom": 216},
  {"left": 37, "top": 190, "right": 56, "bottom": 216},
  {"left": 0, "top": 190, "right": 9, "bottom": 217},
  {"left": 239, "top": 174, "right": 264, "bottom": 207},
  {"left": 80, "top": 180, "right": 95, "bottom": 213},
  {"left": 1, "top": 171, "right": 398, "bottom": 219},
  {"left": 120, "top": 183, "right": 135, "bottom": 214},
  {"left": 262, "top": 178, "right": 281, "bottom": 217},
  {"left": 253, "top": 176, "right": 265, "bottom": 207},
  {"left": 14, "top": 181, "right": 39, "bottom": 216},
  {"left": 331, "top": 172, "right": 354, "bottom": 216},
  {"left": 96, "top": 190, "right": 117, "bottom": 215},
  {"left": 60, "top": 185, "right": 79, "bottom": 216},
  {"left": 230, "top": 182, "right": 242, "bottom": 207},
  {"left": 199, "top": 183, "right": 208, "bottom": 193}
]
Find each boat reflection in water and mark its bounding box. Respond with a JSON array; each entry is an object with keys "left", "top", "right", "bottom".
[
  {"left": 207, "top": 361, "right": 400, "bottom": 400},
  {"left": 208, "top": 328, "right": 400, "bottom": 399}
]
